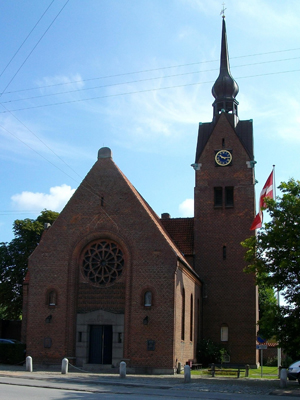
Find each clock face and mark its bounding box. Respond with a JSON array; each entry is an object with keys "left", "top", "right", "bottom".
[{"left": 215, "top": 150, "right": 232, "bottom": 166}]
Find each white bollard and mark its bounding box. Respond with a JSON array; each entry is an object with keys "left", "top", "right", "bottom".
[
  {"left": 280, "top": 368, "right": 287, "bottom": 388},
  {"left": 184, "top": 365, "right": 191, "bottom": 383},
  {"left": 61, "top": 358, "right": 69, "bottom": 374},
  {"left": 120, "top": 361, "right": 126, "bottom": 378},
  {"left": 26, "top": 356, "right": 33, "bottom": 372}
]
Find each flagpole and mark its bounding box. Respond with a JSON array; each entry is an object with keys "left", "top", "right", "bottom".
[
  {"left": 273, "top": 165, "right": 281, "bottom": 370},
  {"left": 273, "top": 165, "right": 276, "bottom": 198}
]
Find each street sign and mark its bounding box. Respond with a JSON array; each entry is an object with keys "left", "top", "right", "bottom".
[
  {"left": 257, "top": 336, "right": 266, "bottom": 344},
  {"left": 256, "top": 344, "right": 267, "bottom": 350}
]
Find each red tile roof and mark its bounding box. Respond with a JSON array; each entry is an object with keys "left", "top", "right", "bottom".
[{"left": 161, "top": 217, "right": 194, "bottom": 256}]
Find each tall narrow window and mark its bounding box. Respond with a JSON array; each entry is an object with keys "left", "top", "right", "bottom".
[
  {"left": 144, "top": 291, "right": 152, "bottom": 307},
  {"left": 225, "top": 187, "right": 234, "bottom": 207},
  {"left": 223, "top": 245, "right": 227, "bottom": 260},
  {"left": 190, "top": 294, "right": 193, "bottom": 342},
  {"left": 221, "top": 324, "right": 229, "bottom": 342},
  {"left": 181, "top": 288, "right": 185, "bottom": 341},
  {"left": 48, "top": 290, "right": 56, "bottom": 306},
  {"left": 214, "top": 187, "right": 223, "bottom": 207}
]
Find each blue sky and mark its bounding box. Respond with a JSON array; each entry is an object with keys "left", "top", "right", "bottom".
[{"left": 0, "top": 0, "right": 300, "bottom": 242}]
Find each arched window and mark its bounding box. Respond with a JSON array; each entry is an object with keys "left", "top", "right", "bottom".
[
  {"left": 144, "top": 291, "right": 152, "bottom": 307},
  {"left": 181, "top": 287, "right": 185, "bottom": 341},
  {"left": 48, "top": 290, "right": 57, "bottom": 306},
  {"left": 190, "top": 294, "right": 193, "bottom": 342}
]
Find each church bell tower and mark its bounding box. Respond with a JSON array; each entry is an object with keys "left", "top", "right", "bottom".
[{"left": 193, "top": 16, "right": 258, "bottom": 365}]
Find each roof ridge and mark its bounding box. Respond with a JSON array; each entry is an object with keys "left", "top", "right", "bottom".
[{"left": 113, "top": 162, "right": 194, "bottom": 269}]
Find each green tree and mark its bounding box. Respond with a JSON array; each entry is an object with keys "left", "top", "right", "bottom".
[
  {"left": 197, "top": 338, "right": 226, "bottom": 366},
  {"left": 0, "top": 210, "right": 59, "bottom": 320},
  {"left": 257, "top": 277, "right": 277, "bottom": 340},
  {"left": 242, "top": 179, "right": 300, "bottom": 357}
]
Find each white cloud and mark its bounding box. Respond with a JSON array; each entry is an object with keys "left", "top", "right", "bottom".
[
  {"left": 11, "top": 184, "right": 75, "bottom": 212},
  {"left": 0, "top": 113, "right": 93, "bottom": 164},
  {"left": 105, "top": 68, "right": 212, "bottom": 154},
  {"left": 36, "top": 73, "right": 85, "bottom": 94},
  {"left": 179, "top": 198, "right": 194, "bottom": 217}
]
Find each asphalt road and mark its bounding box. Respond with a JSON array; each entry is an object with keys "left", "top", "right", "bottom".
[{"left": 0, "top": 376, "right": 298, "bottom": 400}]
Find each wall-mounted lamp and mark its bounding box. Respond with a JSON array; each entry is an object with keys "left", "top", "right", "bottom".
[
  {"left": 45, "top": 315, "right": 52, "bottom": 323},
  {"left": 143, "top": 316, "right": 149, "bottom": 325}
]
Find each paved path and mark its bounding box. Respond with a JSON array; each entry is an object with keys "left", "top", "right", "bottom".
[{"left": 0, "top": 364, "right": 299, "bottom": 397}]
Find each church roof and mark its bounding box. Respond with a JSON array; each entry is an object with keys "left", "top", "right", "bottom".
[
  {"left": 195, "top": 114, "right": 254, "bottom": 162},
  {"left": 212, "top": 16, "right": 239, "bottom": 103},
  {"left": 195, "top": 17, "right": 253, "bottom": 163},
  {"left": 97, "top": 148, "right": 199, "bottom": 279},
  {"left": 160, "top": 217, "right": 194, "bottom": 256}
]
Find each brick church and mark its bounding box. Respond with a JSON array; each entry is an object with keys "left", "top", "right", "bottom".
[{"left": 22, "top": 17, "right": 259, "bottom": 373}]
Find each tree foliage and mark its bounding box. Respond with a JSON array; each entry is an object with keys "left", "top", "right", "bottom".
[
  {"left": 0, "top": 210, "right": 59, "bottom": 320},
  {"left": 242, "top": 179, "right": 300, "bottom": 357},
  {"left": 257, "top": 277, "right": 277, "bottom": 339},
  {"left": 197, "top": 338, "right": 226, "bottom": 366}
]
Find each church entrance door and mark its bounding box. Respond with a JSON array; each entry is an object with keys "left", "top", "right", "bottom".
[{"left": 89, "top": 325, "right": 112, "bottom": 364}]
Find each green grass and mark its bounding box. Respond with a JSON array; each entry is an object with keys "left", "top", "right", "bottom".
[
  {"left": 249, "top": 366, "right": 279, "bottom": 379},
  {"left": 190, "top": 366, "right": 279, "bottom": 379}
]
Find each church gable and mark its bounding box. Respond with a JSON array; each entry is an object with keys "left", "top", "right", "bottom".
[
  {"left": 195, "top": 113, "right": 254, "bottom": 165},
  {"left": 24, "top": 148, "right": 201, "bottom": 371},
  {"left": 32, "top": 147, "right": 188, "bottom": 271},
  {"left": 195, "top": 113, "right": 254, "bottom": 181}
]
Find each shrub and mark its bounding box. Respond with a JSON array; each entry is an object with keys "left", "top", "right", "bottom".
[
  {"left": 265, "top": 356, "right": 277, "bottom": 366},
  {"left": 0, "top": 343, "right": 26, "bottom": 365},
  {"left": 197, "top": 339, "right": 227, "bottom": 366}
]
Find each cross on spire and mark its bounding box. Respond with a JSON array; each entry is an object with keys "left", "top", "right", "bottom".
[{"left": 220, "top": 3, "right": 226, "bottom": 18}]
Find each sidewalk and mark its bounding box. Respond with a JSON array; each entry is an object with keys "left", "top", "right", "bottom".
[{"left": 0, "top": 363, "right": 299, "bottom": 397}]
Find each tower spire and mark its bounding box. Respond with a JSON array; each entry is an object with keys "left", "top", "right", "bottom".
[{"left": 212, "top": 16, "right": 239, "bottom": 124}]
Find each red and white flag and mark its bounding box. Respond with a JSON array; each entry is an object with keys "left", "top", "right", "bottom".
[{"left": 250, "top": 170, "right": 274, "bottom": 230}]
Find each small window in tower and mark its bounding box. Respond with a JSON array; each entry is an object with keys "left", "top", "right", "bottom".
[
  {"left": 225, "top": 187, "right": 234, "bottom": 207},
  {"left": 223, "top": 245, "right": 227, "bottom": 260},
  {"left": 226, "top": 102, "right": 233, "bottom": 113},
  {"left": 101, "top": 196, "right": 104, "bottom": 206},
  {"left": 221, "top": 324, "right": 229, "bottom": 342},
  {"left": 48, "top": 290, "right": 57, "bottom": 306},
  {"left": 118, "top": 333, "right": 123, "bottom": 343},
  {"left": 144, "top": 291, "right": 152, "bottom": 307},
  {"left": 214, "top": 187, "right": 223, "bottom": 207},
  {"left": 222, "top": 138, "right": 225, "bottom": 148}
]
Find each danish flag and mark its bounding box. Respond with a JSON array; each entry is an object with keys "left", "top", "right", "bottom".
[{"left": 250, "top": 170, "right": 274, "bottom": 230}]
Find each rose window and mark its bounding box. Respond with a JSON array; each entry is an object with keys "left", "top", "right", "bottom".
[{"left": 82, "top": 240, "right": 124, "bottom": 286}]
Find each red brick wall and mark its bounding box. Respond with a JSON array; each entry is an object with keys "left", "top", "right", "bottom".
[
  {"left": 174, "top": 265, "right": 201, "bottom": 368},
  {"left": 194, "top": 114, "right": 258, "bottom": 365},
  {"left": 24, "top": 154, "right": 201, "bottom": 370}
]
